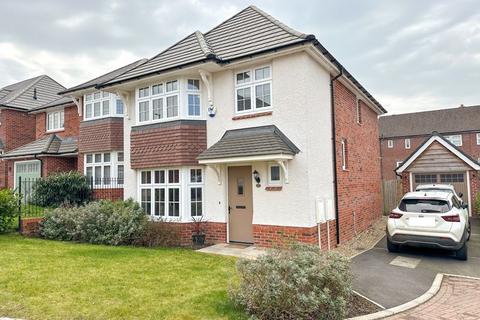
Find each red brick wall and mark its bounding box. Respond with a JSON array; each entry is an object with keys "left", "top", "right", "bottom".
[
  {"left": 20, "top": 217, "right": 43, "bottom": 236},
  {"left": 130, "top": 121, "right": 206, "bottom": 169},
  {"left": 92, "top": 188, "right": 124, "bottom": 201},
  {"left": 35, "top": 104, "right": 79, "bottom": 139},
  {"left": 79, "top": 118, "right": 123, "bottom": 153},
  {"left": 1, "top": 109, "right": 36, "bottom": 152},
  {"left": 470, "top": 171, "right": 479, "bottom": 215},
  {"left": 334, "top": 81, "right": 383, "bottom": 244},
  {"left": 401, "top": 172, "right": 411, "bottom": 194},
  {"left": 380, "top": 132, "right": 480, "bottom": 180}
]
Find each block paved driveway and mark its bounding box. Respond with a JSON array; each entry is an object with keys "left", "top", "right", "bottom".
[
  {"left": 387, "top": 275, "right": 480, "bottom": 320},
  {"left": 351, "top": 218, "right": 480, "bottom": 309}
]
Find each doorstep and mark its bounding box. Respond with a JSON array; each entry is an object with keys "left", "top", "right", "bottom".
[{"left": 197, "top": 243, "right": 266, "bottom": 259}]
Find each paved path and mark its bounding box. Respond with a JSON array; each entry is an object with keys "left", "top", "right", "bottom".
[
  {"left": 197, "top": 242, "right": 266, "bottom": 259},
  {"left": 387, "top": 276, "right": 480, "bottom": 320},
  {"left": 352, "top": 218, "right": 480, "bottom": 308}
]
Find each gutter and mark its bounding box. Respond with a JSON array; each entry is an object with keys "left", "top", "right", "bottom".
[{"left": 330, "top": 67, "right": 343, "bottom": 245}]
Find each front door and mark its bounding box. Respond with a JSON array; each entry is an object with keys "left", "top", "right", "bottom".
[{"left": 228, "top": 166, "right": 253, "bottom": 243}]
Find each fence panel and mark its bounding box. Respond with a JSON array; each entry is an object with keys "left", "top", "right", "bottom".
[{"left": 382, "top": 179, "right": 403, "bottom": 214}]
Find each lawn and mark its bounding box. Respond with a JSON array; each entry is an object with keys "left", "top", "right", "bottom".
[{"left": 0, "top": 234, "right": 247, "bottom": 320}]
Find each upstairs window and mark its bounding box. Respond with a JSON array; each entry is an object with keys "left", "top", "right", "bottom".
[
  {"left": 341, "top": 139, "right": 348, "bottom": 171},
  {"left": 187, "top": 79, "right": 201, "bottom": 117},
  {"left": 235, "top": 65, "right": 272, "bottom": 114},
  {"left": 46, "top": 109, "right": 64, "bottom": 132},
  {"left": 445, "top": 134, "right": 462, "bottom": 147},
  {"left": 387, "top": 140, "right": 394, "bottom": 148},
  {"left": 476, "top": 133, "right": 480, "bottom": 145},
  {"left": 405, "top": 138, "right": 411, "bottom": 149},
  {"left": 356, "top": 99, "right": 362, "bottom": 124},
  {"left": 137, "top": 80, "right": 180, "bottom": 124},
  {"left": 84, "top": 91, "right": 123, "bottom": 120}
]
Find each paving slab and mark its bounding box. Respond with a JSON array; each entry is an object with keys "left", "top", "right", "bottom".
[{"left": 197, "top": 243, "right": 266, "bottom": 259}]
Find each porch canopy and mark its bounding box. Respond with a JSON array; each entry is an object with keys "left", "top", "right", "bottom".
[
  {"left": 1, "top": 134, "right": 78, "bottom": 159},
  {"left": 197, "top": 125, "right": 300, "bottom": 183}
]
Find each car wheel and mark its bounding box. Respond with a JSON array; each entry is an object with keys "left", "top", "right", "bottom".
[
  {"left": 387, "top": 238, "right": 400, "bottom": 253},
  {"left": 456, "top": 243, "right": 468, "bottom": 261},
  {"left": 467, "top": 222, "right": 472, "bottom": 241}
]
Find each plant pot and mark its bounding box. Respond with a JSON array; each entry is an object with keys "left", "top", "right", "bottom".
[{"left": 192, "top": 234, "right": 206, "bottom": 246}]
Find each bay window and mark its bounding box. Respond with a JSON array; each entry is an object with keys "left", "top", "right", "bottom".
[
  {"left": 83, "top": 91, "right": 124, "bottom": 120},
  {"left": 46, "top": 109, "right": 64, "bottom": 132},
  {"left": 84, "top": 151, "right": 124, "bottom": 187},
  {"left": 139, "top": 167, "right": 204, "bottom": 219},
  {"left": 137, "top": 80, "right": 180, "bottom": 124},
  {"left": 235, "top": 65, "right": 272, "bottom": 114}
]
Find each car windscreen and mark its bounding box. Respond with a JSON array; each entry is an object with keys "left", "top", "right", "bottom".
[{"left": 399, "top": 199, "right": 450, "bottom": 213}]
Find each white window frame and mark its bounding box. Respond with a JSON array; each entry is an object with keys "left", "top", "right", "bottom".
[
  {"left": 136, "top": 79, "right": 181, "bottom": 125},
  {"left": 83, "top": 91, "right": 123, "bottom": 121},
  {"left": 46, "top": 109, "right": 65, "bottom": 132},
  {"left": 234, "top": 65, "right": 272, "bottom": 115},
  {"left": 396, "top": 161, "right": 403, "bottom": 168},
  {"left": 341, "top": 139, "right": 347, "bottom": 171},
  {"left": 476, "top": 133, "right": 480, "bottom": 145},
  {"left": 186, "top": 79, "right": 202, "bottom": 118},
  {"left": 445, "top": 134, "right": 462, "bottom": 147},
  {"left": 387, "top": 140, "right": 394, "bottom": 148},
  {"left": 188, "top": 168, "right": 204, "bottom": 217},
  {"left": 267, "top": 163, "right": 282, "bottom": 186},
  {"left": 405, "top": 138, "right": 411, "bottom": 149},
  {"left": 84, "top": 151, "right": 124, "bottom": 188}
]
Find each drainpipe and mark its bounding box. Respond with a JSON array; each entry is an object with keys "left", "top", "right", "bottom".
[
  {"left": 34, "top": 154, "right": 43, "bottom": 177},
  {"left": 330, "top": 67, "right": 343, "bottom": 245}
]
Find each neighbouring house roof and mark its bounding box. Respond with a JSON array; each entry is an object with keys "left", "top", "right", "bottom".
[
  {"left": 0, "top": 134, "right": 78, "bottom": 159},
  {"left": 96, "top": 6, "right": 385, "bottom": 113},
  {"left": 197, "top": 125, "right": 300, "bottom": 161},
  {"left": 395, "top": 132, "right": 480, "bottom": 174},
  {"left": 29, "top": 96, "right": 75, "bottom": 113},
  {"left": 379, "top": 105, "right": 480, "bottom": 138},
  {"left": 59, "top": 59, "right": 148, "bottom": 95},
  {"left": 0, "top": 75, "right": 66, "bottom": 111}
]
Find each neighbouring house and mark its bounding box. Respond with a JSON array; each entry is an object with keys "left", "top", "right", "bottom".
[
  {"left": 58, "top": 59, "right": 147, "bottom": 200},
  {"left": 379, "top": 105, "right": 480, "bottom": 214},
  {"left": 62, "top": 6, "right": 386, "bottom": 247},
  {"left": 0, "top": 75, "right": 66, "bottom": 189}
]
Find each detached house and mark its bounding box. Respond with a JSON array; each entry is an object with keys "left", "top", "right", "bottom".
[
  {"left": 0, "top": 75, "right": 67, "bottom": 188},
  {"left": 64, "top": 6, "right": 386, "bottom": 247}
]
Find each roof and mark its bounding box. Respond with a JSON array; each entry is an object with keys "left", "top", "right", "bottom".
[
  {"left": 395, "top": 132, "right": 480, "bottom": 174},
  {"left": 0, "top": 75, "right": 65, "bottom": 111},
  {"left": 379, "top": 105, "right": 480, "bottom": 138},
  {"left": 1, "top": 134, "right": 78, "bottom": 159},
  {"left": 60, "top": 58, "right": 148, "bottom": 95},
  {"left": 197, "top": 125, "right": 300, "bottom": 161},
  {"left": 96, "top": 6, "right": 385, "bottom": 113},
  {"left": 30, "top": 96, "right": 75, "bottom": 113}
]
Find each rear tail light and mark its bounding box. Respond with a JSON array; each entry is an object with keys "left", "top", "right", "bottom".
[
  {"left": 389, "top": 212, "right": 403, "bottom": 219},
  {"left": 442, "top": 214, "right": 460, "bottom": 222}
]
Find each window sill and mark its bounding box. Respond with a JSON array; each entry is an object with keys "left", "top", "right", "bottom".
[
  {"left": 232, "top": 111, "right": 272, "bottom": 121},
  {"left": 46, "top": 128, "right": 64, "bottom": 134},
  {"left": 265, "top": 186, "right": 282, "bottom": 191}
]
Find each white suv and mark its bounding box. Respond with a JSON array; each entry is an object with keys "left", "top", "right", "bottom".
[{"left": 387, "top": 191, "right": 470, "bottom": 260}]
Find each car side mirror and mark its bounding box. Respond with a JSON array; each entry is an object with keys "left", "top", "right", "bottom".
[
  {"left": 462, "top": 204, "right": 468, "bottom": 210},
  {"left": 458, "top": 192, "right": 463, "bottom": 198}
]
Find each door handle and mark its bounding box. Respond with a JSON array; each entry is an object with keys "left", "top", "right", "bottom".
[{"left": 228, "top": 206, "right": 231, "bottom": 214}]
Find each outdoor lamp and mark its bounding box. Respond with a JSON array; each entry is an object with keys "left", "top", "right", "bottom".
[{"left": 253, "top": 170, "right": 261, "bottom": 184}]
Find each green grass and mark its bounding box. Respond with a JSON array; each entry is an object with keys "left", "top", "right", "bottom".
[{"left": 0, "top": 234, "right": 246, "bottom": 320}]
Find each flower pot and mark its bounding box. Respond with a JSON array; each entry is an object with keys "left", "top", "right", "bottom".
[{"left": 192, "top": 234, "right": 206, "bottom": 246}]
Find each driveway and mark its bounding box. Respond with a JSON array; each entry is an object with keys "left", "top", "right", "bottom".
[{"left": 352, "top": 218, "right": 480, "bottom": 309}]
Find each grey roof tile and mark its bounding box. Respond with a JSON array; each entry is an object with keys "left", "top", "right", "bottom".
[
  {"left": 379, "top": 105, "right": 480, "bottom": 138},
  {"left": 197, "top": 125, "right": 300, "bottom": 160},
  {"left": 60, "top": 59, "right": 148, "bottom": 95},
  {"left": 0, "top": 75, "right": 65, "bottom": 111},
  {"left": 1, "top": 135, "right": 78, "bottom": 158},
  {"left": 30, "top": 96, "right": 75, "bottom": 112}
]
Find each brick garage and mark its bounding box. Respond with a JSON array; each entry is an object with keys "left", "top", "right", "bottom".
[{"left": 334, "top": 80, "right": 383, "bottom": 244}]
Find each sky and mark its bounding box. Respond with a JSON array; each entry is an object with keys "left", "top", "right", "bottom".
[{"left": 0, "top": 0, "right": 479, "bottom": 115}]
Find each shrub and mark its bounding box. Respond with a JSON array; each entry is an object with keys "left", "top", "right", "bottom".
[
  {"left": 32, "top": 171, "right": 92, "bottom": 207},
  {"left": 0, "top": 189, "right": 19, "bottom": 233},
  {"left": 134, "top": 220, "right": 181, "bottom": 247},
  {"left": 476, "top": 192, "right": 480, "bottom": 215},
  {"left": 229, "top": 243, "right": 352, "bottom": 320},
  {"left": 40, "top": 199, "right": 148, "bottom": 245}
]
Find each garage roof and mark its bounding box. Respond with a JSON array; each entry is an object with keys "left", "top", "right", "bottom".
[{"left": 0, "top": 134, "right": 77, "bottom": 159}]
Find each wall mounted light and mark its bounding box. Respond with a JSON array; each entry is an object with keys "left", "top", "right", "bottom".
[{"left": 253, "top": 170, "right": 261, "bottom": 186}]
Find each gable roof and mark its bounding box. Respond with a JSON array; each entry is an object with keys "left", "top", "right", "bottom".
[
  {"left": 380, "top": 105, "right": 480, "bottom": 138},
  {"left": 96, "top": 6, "right": 385, "bottom": 113},
  {"left": 0, "top": 134, "right": 77, "bottom": 159},
  {"left": 197, "top": 125, "right": 300, "bottom": 161},
  {"left": 60, "top": 58, "right": 148, "bottom": 95},
  {"left": 0, "top": 75, "right": 65, "bottom": 111},
  {"left": 395, "top": 132, "right": 480, "bottom": 174}
]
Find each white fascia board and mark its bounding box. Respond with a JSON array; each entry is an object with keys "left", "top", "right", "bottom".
[
  {"left": 198, "top": 154, "right": 294, "bottom": 165},
  {"left": 396, "top": 135, "right": 480, "bottom": 173}
]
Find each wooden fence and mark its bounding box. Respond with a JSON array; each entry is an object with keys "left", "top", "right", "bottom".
[{"left": 382, "top": 179, "right": 403, "bottom": 214}]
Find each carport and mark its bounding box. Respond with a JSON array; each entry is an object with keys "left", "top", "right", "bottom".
[{"left": 396, "top": 132, "right": 480, "bottom": 216}]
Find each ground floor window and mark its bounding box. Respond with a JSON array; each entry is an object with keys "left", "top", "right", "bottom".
[
  {"left": 414, "top": 174, "right": 437, "bottom": 184},
  {"left": 84, "top": 151, "right": 124, "bottom": 187},
  {"left": 139, "top": 167, "right": 203, "bottom": 219}
]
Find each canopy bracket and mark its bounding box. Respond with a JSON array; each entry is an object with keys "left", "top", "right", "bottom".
[{"left": 276, "top": 160, "right": 289, "bottom": 184}]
